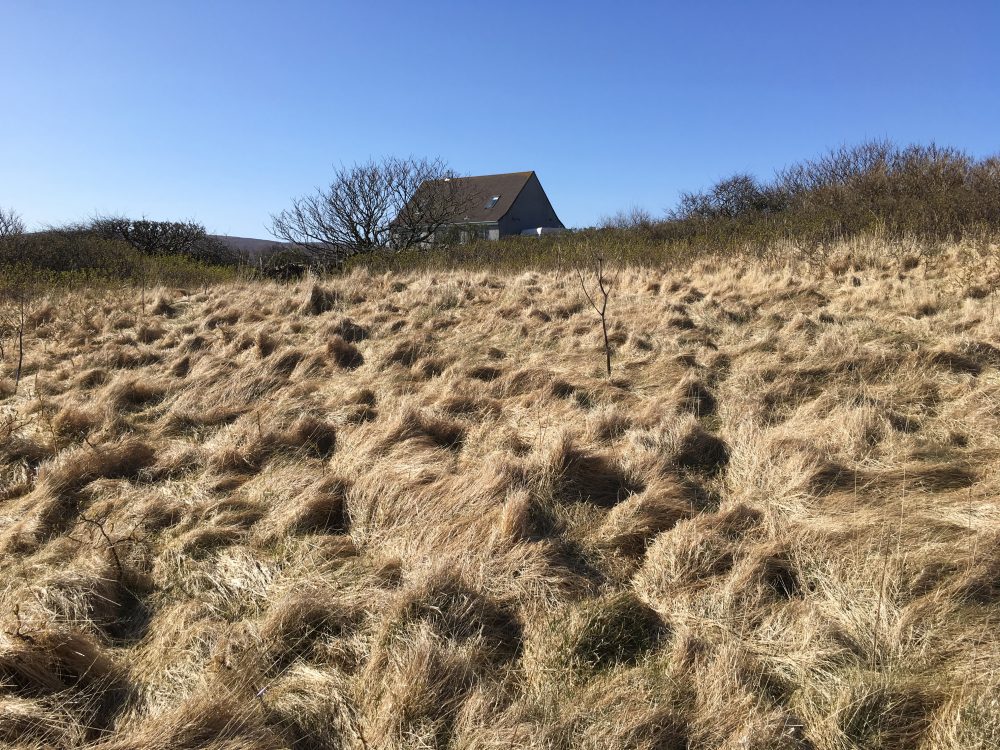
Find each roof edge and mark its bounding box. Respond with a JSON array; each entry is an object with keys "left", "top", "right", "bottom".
[{"left": 496, "top": 170, "right": 535, "bottom": 221}]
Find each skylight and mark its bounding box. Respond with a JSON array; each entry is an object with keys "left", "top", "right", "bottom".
[{"left": 484, "top": 195, "right": 500, "bottom": 209}]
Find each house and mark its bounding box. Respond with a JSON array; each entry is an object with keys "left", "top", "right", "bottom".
[{"left": 416, "top": 171, "right": 565, "bottom": 243}]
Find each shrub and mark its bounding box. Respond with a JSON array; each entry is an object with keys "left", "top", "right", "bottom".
[
  {"left": 0, "top": 226, "right": 237, "bottom": 290},
  {"left": 343, "top": 140, "right": 1000, "bottom": 276}
]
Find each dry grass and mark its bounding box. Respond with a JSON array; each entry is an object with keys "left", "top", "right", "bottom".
[{"left": 2, "top": 237, "right": 1000, "bottom": 748}]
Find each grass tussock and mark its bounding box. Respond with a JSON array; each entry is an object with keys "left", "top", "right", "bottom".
[
  {"left": 326, "top": 334, "right": 364, "bottom": 369},
  {"left": 2, "top": 236, "right": 1000, "bottom": 747}
]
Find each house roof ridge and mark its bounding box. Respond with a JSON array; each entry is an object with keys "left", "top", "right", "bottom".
[
  {"left": 430, "top": 170, "right": 533, "bottom": 182},
  {"left": 401, "top": 170, "right": 560, "bottom": 226}
]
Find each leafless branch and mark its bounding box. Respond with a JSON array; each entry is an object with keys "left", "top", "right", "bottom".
[
  {"left": 574, "top": 246, "right": 621, "bottom": 377},
  {"left": 269, "top": 156, "right": 481, "bottom": 268},
  {"left": 0, "top": 207, "right": 25, "bottom": 240}
]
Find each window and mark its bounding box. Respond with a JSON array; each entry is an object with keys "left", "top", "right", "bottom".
[{"left": 484, "top": 195, "right": 500, "bottom": 209}]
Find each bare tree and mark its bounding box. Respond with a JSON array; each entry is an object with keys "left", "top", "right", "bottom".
[
  {"left": 575, "top": 247, "right": 622, "bottom": 377},
  {"left": 269, "top": 156, "right": 481, "bottom": 268},
  {"left": 90, "top": 215, "right": 210, "bottom": 256},
  {"left": 670, "top": 173, "right": 788, "bottom": 221},
  {"left": 600, "top": 205, "right": 655, "bottom": 230},
  {"left": 0, "top": 207, "right": 25, "bottom": 241}
]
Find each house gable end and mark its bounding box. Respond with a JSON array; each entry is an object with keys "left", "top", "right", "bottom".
[{"left": 497, "top": 173, "right": 565, "bottom": 235}]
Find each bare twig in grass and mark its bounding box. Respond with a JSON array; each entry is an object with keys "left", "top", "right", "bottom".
[
  {"left": 13, "top": 297, "right": 25, "bottom": 392},
  {"left": 77, "top": 513, "right": 126, "bottom": 577},
  {"left": 0, "top": 293, "right": 29, "bottom": 393},
  {"left": 68, "top": 510, "right": 146, "bottom": 589},
  {"left": 6, "top": 603, "right": 34, "bottom": 642},
  {"left": 575, "top": 245, "right": 622, "bottom": 377}
]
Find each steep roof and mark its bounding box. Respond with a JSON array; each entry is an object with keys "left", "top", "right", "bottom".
[{"left": 428, "top": 171, "right": 535, "bottom": 224}]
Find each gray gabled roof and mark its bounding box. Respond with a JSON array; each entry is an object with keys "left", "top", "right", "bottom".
[{"left": 423, "top": 171, "right": 536, "bottom": 224}]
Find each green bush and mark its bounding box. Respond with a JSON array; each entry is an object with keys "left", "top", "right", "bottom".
[{"left": 0, "top": 228, "right": 236, "bottom": 290}]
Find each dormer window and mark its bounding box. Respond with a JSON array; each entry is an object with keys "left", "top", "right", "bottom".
[{"left": 484, "top": 195, "right": 500, "bottom": 209}]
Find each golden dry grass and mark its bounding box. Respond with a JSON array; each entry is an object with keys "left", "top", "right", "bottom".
[{"left": 2, "top": 238, "right": 1000, "bottom": 748}]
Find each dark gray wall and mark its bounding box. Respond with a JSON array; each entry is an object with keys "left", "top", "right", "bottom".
[{"left": 498, "top": 174, "right": 564, "bottom": 236}]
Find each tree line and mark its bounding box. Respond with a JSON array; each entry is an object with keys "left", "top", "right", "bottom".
[
  {"left": 0, "top": 156, "right": 481, "bottom": 278},
  {"left": 0, "top": 211, "right": 243, "bottom": 290},
  {"left": 1, "top": 215, "right": 240, "bottom": 267},
  {"left": 3, "top": 140, "right": 1000, "bottom": 283},
  {"left": 604, "top": 141, "right": 1000, "bottom": 246}
]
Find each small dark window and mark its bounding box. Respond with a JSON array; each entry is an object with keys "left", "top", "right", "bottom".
[{"left": 484, "top": 195, "right": 500, "bottom": 209}]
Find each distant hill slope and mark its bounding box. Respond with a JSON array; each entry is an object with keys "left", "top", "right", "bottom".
[{"left": 210, "top": 234, "right": 293, "bottom": 259}]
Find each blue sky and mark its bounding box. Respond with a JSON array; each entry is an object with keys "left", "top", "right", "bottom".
[{"left": 2, "top": 1, "right": 998, "bottom": 236}]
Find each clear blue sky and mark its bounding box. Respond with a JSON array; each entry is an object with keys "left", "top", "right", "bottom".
[{"left": 2, "top": 1, "right": 998, "bottom": 236}]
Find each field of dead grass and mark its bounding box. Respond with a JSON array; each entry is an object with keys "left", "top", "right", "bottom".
[{"left": 2, "top": 238, "right": 1000, "bottom": 749}]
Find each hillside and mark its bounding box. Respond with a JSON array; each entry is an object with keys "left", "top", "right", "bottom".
[
  {"left": 210, "top": 235, "right": 293, "bottom": 260},
  {"left": 1, "top": 240, "right": 999, "bottom": 749}
]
